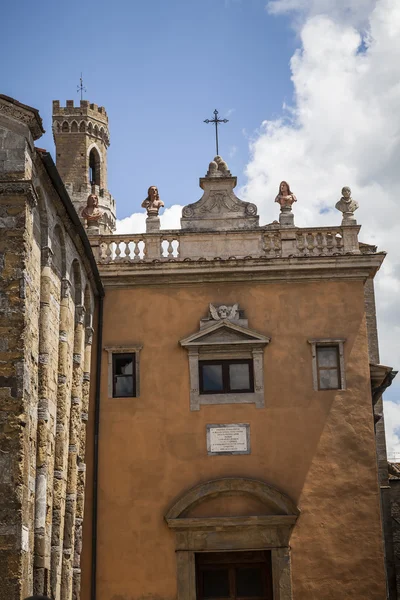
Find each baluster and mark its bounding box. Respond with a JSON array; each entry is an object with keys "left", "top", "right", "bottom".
[
  {"left": 326, "top": 232, "right": 333, "bottom": 253},
  {"left": 306, "top": 233, "right": 314, "bottom": 255},
  {"left": 125, "top": 240, "right": 131, "bottom": 261},
  {"left": 141, "top": 240, "right": 147, "bottom": 259},
  {"left": 335, "top": 233, "right": 344, "bottom": 253},
  {"left": 175, "top": 238, "right": 180, "bottom": 258},
  {"left": 134, "top": 239, "right": 140, "bottom": 260},
  {"left": 296, "top": 233, "right": 305, "bottom": 255},
  {"left": 115, "top": 241, "right": 121, "bottom": 260},
  {"left": 105, "top": 242, "right": 112, "bottom": 262},
  {"left": 168, "top": 240, "right": 174, "bottom": 257}
]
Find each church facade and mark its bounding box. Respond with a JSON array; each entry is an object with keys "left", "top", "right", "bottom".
[{"left": 0, "top": 94, "right": 397, "bottom": 600}]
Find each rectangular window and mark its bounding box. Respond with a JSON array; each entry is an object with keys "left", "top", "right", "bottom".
[
  {"left": 112, "top": 353, "right": 136, "bottom": 397},
  {"left": 316, "top": 345, "right": 340, "bottom": 390},
  {"left": 199, "top": 359, "right": 254, "bottom": 395}
]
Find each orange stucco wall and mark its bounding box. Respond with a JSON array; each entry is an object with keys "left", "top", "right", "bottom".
[{"left": 82, "top": 279, "right": 385, "bottom": 600}]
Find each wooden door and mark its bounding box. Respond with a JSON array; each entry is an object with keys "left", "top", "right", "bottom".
[{"left": 196, "top": 551, "right": 273, "bottom": 600}]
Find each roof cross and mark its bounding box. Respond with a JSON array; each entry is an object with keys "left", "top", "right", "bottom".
[{"left": 204, "top": 109, "right": 229, "bottom": 156}]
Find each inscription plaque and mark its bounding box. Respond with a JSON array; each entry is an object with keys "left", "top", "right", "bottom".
[{"left": 206, "top": 423, "right": 250, "bottom": 455}]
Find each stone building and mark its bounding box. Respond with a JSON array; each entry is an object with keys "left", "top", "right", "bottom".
[
  {"left": 0, "top": 93, "right": 398, "bottom": 600},
  {"left": 0, "top": 95, "right": 102, "bottom": 600}
]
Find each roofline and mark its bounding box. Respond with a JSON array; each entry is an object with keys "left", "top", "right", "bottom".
[
  {"left": 39, "top": 151, "right": 104, "bottom": 297},
  {"left": 0, "top": 94, "right": 45, "bottom": 136}
]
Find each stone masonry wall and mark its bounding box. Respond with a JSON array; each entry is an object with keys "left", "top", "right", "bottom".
[
  {"left": 0, "top": 186, "right": 40, "bottom": 599},
  {"left": 0, "top": 98, "right": 97, "bottom": 600}
]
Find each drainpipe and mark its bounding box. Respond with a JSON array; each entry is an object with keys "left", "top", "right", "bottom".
[{"left": 91, "top": 294, "right": 104, "bottom": 600}]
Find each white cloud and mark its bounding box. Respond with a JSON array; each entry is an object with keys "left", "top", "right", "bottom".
[
  {"left": 383, "top": 400, "right": 400, "bottom": 459},
  {"left": 242, "top": 0, "right": 400, "bottom": 451},
  {"left": 117, "top": 0, "right": 400, "bottom": 452},
  {"left": 116, "top": 204, "right": 182, "bottom": 234}
]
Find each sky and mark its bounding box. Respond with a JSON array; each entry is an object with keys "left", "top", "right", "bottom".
[{"left": 1, "top": 0, "right": 399, "bottom": 454}]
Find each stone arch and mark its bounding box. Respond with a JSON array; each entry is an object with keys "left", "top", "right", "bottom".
[
  {"left": 79, "top": 121, "right": 86, "bottom": 133},
  {"left": 165, "top": 477, "right": 299, "bottom": 520},
  {"left": 34, "top": 186, "right": 49, "bottom": 251},
  {"left": 52, "top": 224, "right": 66, "bottom": 279},
  {"left": 71, "top": 120, "right": 78, "bottom": 133},
  {"left": 88, "top": 145, "right": 101, "bottom": 186},
  {"left": 87, "top": 122, "right": 93, "bottom": 135},
  {"left": 165, "top": 478, "right": 299, "bottom": 600},
  {"left": 61, "top": 121, "right": 69, "bottom": 133},
  {"left": 53, "top": 120, "right": 61, "bottom": 133},
  {"left": 71, "top": 259, "right": 83, "bottom": 307},
  {"left": 93, "top": 124, "right": 99, "bottom": 138},
  {"left": 83, "top": 284, "right": 93, "bottom": 328}
]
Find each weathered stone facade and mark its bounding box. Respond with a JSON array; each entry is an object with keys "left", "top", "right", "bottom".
[
  {"left": 0, "top": 95, "right": 101, "bottom": 600},
  {"left": 52, "top": 100, "right": 116, "bottom": 235}
]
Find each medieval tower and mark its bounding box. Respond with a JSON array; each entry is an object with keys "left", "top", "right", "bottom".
[{"left": 52, "top": 99, "right": 116, "bottom": 233}]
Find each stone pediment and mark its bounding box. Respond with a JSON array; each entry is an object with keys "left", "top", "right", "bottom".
[
  {"left": 180, "top": 319, "right": 270, "bottom": 349},
  {"left": 181, "top": 156, "right": 259, "bottom": 231}
]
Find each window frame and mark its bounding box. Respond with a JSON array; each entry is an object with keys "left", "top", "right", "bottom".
[
  {"left": 196, "top": 551, "right": 273, "bottom": 600},
  {"left": 112, "top": 352, "right": 136, "bottom": 398},
  {"left": 104, "top": 345, "right": 142, "bottom": 399},
  {"left": 199, "top": 358, "right": 254, "bottom": 395},
  {"left": 308, "top": 338, "right": 346, "bottom": 391},
  {"left": 315, "top": 345, "right": 341, "bottom": 390}
]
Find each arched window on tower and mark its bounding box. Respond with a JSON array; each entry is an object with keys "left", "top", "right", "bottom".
[{"left": 88, "top": 148, "right": 101, "bottom": 186}]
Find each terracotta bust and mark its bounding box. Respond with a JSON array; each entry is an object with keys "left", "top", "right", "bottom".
[
  {"left": 275, "top": 181, "right": 297, "bottom": 210},
  {"left": 81, "top": 187, "right": 103, "bottom": 224},
  {"left": 141, "top": 186, "right": 164, "bottom": 216},
  {"left": 335, "top": 186, "right": 358, "bottom": 216}
]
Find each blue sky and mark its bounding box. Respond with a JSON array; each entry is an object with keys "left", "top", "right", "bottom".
[
  {"left": 1, "top": 0, "right": 399, "bottom": 445},
  {"left": 1, "top": 0, "right": 294, "bottom": 217}
]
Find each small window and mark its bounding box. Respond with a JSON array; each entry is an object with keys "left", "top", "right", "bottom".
[
  {"left": 89, "top": 147, "right": 100, "bottom": 186},
  {"left": 309, "top": 339, "right": 346, "bottom": 391},
  {"left": 112, "top": 353, "right": 136, "bottom": 397},
  {"left": 316, "top": 345, "right": 340, "bottom": 390},
  {"left": 199, "top": 359, "right": 254, "bottom": 395}
]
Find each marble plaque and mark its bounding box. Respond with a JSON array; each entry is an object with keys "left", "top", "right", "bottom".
[{"left": 207, "top": 423, "right": 250, "bottom": 455}]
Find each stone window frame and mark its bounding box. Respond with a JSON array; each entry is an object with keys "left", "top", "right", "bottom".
[
  {"left": 180, "top": 320, "right": 271, "bottom": 411},
  {"left": 308, "top": 338, "right": 346, "bottom": 391},
  {"left": 104, "top": 345, "right": 142, "bottom": 398},
  {"left": 165, "top": 478, "right": 299, "bottom": 600}
]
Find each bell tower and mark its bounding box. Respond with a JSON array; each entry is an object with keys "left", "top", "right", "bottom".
[{"left": 52, "top": 99, "right": 116, "bottom": 233}]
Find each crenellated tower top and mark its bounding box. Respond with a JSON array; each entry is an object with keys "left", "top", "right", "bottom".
[{"left": 52, "top": 99, "right": 116, "bottom": 234}]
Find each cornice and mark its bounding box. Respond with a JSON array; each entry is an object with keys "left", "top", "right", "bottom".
[
  {"left": 0, "top": 96, "right": 44, "bottom": 140},
  {"left": 0, "top": 180, "right": 38, "bottom": 207},
  {"left": 97, "top": 253, "right": 385, "bottom": 288}
]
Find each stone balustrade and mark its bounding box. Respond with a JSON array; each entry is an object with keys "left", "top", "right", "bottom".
[{"left": 92, "top": 224, "right": 363, "bottom": 265}]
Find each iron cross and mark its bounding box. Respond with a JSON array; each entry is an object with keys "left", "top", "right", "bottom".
[
  {"left": 204, "top": 109, "right": 229, "bottom": 156},
  {"left": 77, "top": 73, "right": 87, "bottom": 101}
]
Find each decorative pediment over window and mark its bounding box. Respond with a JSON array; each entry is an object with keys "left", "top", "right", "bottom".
[
  {"left": 180, "top": 319, "right": 271, "bottom": 351},
  {"left": 180, "top": 307, "right": 271, "bottom": 411}
]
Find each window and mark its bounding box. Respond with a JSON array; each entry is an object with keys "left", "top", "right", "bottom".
[
  {"left": 308, "top": 338, "right": 346, "bottom": 391},
  {"left": 105, "top": 345, "right": 142, "bottom": 398},
  {"left": 112, "top": 353, "right": 136, "bottom": 397},
  {"left": 89, "top": 147, "right": 100, "bottom": 186},
  {"left": 196, "top": 552, "right": 273, "bottom": 600},
  {"left": 316, "top": 346, "right": 340, "bottom": 390},
  {"left": 199, "top": 359, "right": 254, "bottom": 395}
]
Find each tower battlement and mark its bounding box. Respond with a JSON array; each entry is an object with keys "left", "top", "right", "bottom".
[
  {"left": 52, "top": 100, "right": 110, "bottom": 147},
  {"left": 52, "top": 98, "right": 116, "bottom": 233},
  {"left": 53, "top": 99, "right": 108, "bottom": 117}
]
